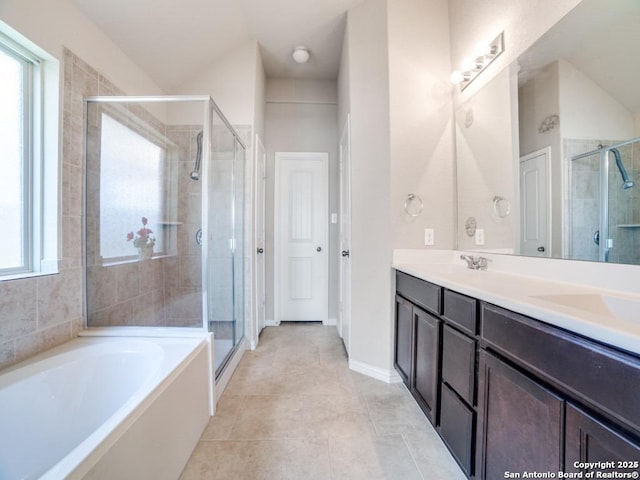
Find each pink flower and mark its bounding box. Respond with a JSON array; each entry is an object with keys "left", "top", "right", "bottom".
[
  {"left": 141, "top": 217, "right": 148, "bottom": 226},
  {"left": 126, "top": 232, "right": 134, "bottom": 241}
]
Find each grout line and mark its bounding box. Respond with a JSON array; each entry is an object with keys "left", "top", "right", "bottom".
[{"left": 401, "top": 432, "right": 426, "bottom": 480}]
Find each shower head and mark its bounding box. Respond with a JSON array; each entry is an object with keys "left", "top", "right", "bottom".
[
  {"left": 609, "top": 148, "right": 634, "bottom": 190},
  {"left": 190, "top": 131, "right": 203, "bottom": 181}
]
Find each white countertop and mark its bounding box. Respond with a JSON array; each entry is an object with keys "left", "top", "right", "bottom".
[{"left": 393, "top": 259, "right": 640, "bottom": 357}]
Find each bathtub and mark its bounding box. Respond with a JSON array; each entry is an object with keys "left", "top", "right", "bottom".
[{"left": 0, "top": 332, "right": 213, "bottom": 480}]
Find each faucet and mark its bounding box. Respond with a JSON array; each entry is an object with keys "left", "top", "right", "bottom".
[{"left": 460, "top": 254, "right": 487, "bottom": 270}]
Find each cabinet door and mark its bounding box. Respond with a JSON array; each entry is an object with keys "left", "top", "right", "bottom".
[
  {"left": 476, "top": 350, "right": 563, "bottom": 480},
  {"left": 442, "top": 324, "right": 476, "bottom": 406},
  {"left": 412, "top": 306, "right": 440, "bottom": 423},
  {"left": 395, "top": 295, "right": 413, "bottom": 386},
  {"left": 565, "top": 404, "right": 640, "bottom": 474}
]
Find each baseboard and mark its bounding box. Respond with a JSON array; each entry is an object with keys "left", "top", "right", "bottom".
[
  {"left": 349, "top": 358, "right": 403, "bottom": 384},
  {"left": 215, "top": 338, "right": 247, "bottom": 402},
  {"left": 265, "top": 319, "right": 279, "bottom": 327},
  {"left": 250, "top": 340, "right": 258, "bottom": 350},
  {"left": 323, "top": 317, "right": 337, "bottom": 326}
]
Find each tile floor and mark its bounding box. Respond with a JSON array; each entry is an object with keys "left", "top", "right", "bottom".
[{"left": 180, "top": 323, "right": 466, "bottom": 480}]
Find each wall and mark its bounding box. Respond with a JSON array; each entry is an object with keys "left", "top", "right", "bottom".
[
  {"left": 0, "top": 0, "right": 165, "bottom": 371},
  {"left": 456, "top": 67, "right": 518, "bottom": 252},
  {"left": 343, "top": 0, "right": 393, "bottom": 374},
  {"left": 264, "top": 78, "right": 339, "bottom": 323},
  {"left": 387, "top": 0, "right": 455, "bottom": 251}
]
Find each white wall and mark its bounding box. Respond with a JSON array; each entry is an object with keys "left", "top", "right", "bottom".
[
  {"left": 456, "top": 67, "right": 518, "bottom": 252},
  {"left": 344, "top": 0, "right": 393, "bottom": 373},
  {"left": 0, "top": 0, "right": 162, "bottom": 96},
  {"left": 264, "top": 78, "right": 339, "bottom": 323},
  {"left": 559, "top": 59, "right": 635, "bottom": 141},
  {"left": 388, "top": 0, "right": 455, "bottom": 250},
  {"left": 173, "top": 40, "right": 261, "bottom": 127}
]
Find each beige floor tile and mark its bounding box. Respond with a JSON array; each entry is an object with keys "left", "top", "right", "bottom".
[
  {"left": 403, "top": 429, "right": 468, "bottom": 480},
  {"left": 329, "top": 433, "right": 422, "bottom": 480},
  {"left": 302, "top": 394, "right": 374, "bottom": 439},
  {"left": 181, "top": 324, "right": 465, "bottom": 480},
  {"left": 228, "top": 395, "right": 307, "bottom": 440}
]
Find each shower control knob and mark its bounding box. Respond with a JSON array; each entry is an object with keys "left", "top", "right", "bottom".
[{"left": 257, "top": 248, "right": 264, "bottom": 254}]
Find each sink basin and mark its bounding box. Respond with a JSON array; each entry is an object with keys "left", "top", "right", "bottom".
[{"left": 531, "top": 293, "right": 640, "bottom": 323}]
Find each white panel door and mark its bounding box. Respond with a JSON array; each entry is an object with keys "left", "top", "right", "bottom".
[
  {"left": 339, "top": 116, "right": 351, "bottom": 353},
  {"left": 520, "top": 147, "right": 551, "bottom": 257},
  {"left": 275, "top": 152, "right": 328, "bottom": 322},
  {"left": 254, "top": 135, "right": 266, "bottom": 338}
]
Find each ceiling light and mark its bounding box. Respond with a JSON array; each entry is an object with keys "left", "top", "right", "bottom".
[{"left": 292, "top": 46, "right": 310, "bottom": 64}]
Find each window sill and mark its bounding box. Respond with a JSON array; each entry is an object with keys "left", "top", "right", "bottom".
[{"left": 0, "top": 261, "right": 59, "bottom": 282}]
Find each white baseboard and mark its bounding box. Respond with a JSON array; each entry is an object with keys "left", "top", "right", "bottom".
[
  {"left": 265, "top": 319, "right": 279, "bottom": 327},
  {"left": 323, "top": 317, "right": 337, "bottom": 326},
  {"left": 349, "top": 358, "right": 403, "bottom": 384},
  {"left": 215, "top": 338, "right": 247, "bottom": 402},
  {"left": 250, "top": 340, "right": 258, "bottom": 350}
]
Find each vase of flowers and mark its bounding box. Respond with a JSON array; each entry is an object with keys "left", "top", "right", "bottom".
[{"left": 127, "top": 217, "right": 156, "bottom": 260}]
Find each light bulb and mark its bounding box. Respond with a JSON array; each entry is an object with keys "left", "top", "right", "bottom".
[{"left": 450, "top": 71, "right": 464, "bottom": 85}]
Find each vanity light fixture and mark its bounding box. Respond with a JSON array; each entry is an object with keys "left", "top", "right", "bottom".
[{"left": 451, "top": 31, "right": 504, "bottom": 91}]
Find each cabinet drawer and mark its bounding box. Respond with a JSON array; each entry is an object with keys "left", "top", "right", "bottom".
[
  {"left": 440, "top": 383, "right": 474, "bottom": 476},
  {"left": 481, "top": 302, "right": 640, "bottom": 435},
  {"left": 443, "top": 289, "right": 477, "bottom": 335},
  {"left": 442, "top": 324, "right": 476, "bottom": 406},
  {"left": 396, "top": 271, "right": 441, "bottom": 315}
]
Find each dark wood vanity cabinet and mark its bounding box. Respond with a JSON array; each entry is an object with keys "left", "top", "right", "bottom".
[
  {"left": 394, "top": 269, "right": 640, "bottom": 479},
  {"left": 395, "top": 272, "right": 442, "bottom": 424},
  {"left": 394, "top": 295, "right": 413, "bottom": 386},
  {"left": 476, "top": 350, "right": 563, "bottom": 479}
]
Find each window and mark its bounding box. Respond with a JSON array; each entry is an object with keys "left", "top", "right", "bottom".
[
  {"left": 0, "top": 25, "right": 59, "bottom": 279},
  {"left": 0, "top": 43, "right": 29, "bottom": 272},
  {"left": 99, "top": 113, "right": 169, "bottom": 262}
]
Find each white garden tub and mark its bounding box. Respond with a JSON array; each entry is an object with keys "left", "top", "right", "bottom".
[{"left": 0, "top": 331, "right": 213, "bottom": 480}]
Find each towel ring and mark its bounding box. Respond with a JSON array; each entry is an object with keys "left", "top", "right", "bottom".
[
  {"left": 404, "top": 194, "right": 423, "bottom": 217},
  {"left": 492, "top": 196, "right": 511, "bottom": 218}
]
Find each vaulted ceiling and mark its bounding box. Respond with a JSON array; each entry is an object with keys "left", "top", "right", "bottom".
[{"left": 72, "top": 0, "right": 364, "bottom": 91}]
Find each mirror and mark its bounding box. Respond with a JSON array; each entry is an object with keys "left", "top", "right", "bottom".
[{"left": 455, "top": 0, "right": 640, "bottom": 265}]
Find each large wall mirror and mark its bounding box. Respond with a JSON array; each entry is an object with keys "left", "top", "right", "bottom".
[{"left": 456, "top": 0, "right": 640, "bottom": 265}]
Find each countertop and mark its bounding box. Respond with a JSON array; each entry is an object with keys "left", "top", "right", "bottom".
[{"left": 393, "top": 261, "right": 640, "bottom": 357}]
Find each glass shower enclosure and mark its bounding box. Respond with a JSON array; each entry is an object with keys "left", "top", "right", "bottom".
[
  {"left": 569, "top": 136, "right": 640, "bottom": 264},
  {"left": 84, "top": 96, "right": 245, "bottom": 377}
]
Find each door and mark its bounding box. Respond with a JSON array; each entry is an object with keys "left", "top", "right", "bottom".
[
  {"left": 274, "top": 152, "right": 328, "bottom": 322},
  {"left": 394, "top": 295, "right": 413, "bottom": 386},
  {"left": 565, "top": 403, "right": 640, "bottom": 474},
  {"left": 520, "top": 147, "right": 550, "bottom": 257},
  {"left": 412, "top": 307, "right": 440, "bottom": 424},
  {"left": 254, "top": 134, "right": 266, "bottom": 339},
  {"left": 476, "top": 350, "right": 563, "bottom": 480},
  {"left": 339, "top": 116, "right": 352, "bottom": 352}
]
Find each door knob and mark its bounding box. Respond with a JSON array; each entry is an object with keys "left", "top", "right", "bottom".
[
  {"left": 341, "top": 250, "right": 350, "bottom": 257},
  {"left": 317, "top": 246, "right": 322, "bottom": 252},
  {"left": 537, "top": 246, "right": 545, "bottom": 252},
  {"left": 257, "top": 248, "right": 264, "bottom": 254}
]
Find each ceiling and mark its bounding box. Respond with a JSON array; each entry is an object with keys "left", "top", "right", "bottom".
[{"left": 72, "top": 0, "right": 364, "bottom": 91}]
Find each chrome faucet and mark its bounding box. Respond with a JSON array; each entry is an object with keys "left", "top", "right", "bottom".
[{"left": 460, "top": 254, "right": 487, "bottom": 270}]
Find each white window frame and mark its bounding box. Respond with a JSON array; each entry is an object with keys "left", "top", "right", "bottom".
[{"left": 0, "top": 23, "right": 59, "bottom": 281}]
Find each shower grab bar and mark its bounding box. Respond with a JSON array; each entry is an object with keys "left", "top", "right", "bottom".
[{"left": 190, "top": 131, "right": 203, "bottom": 181}]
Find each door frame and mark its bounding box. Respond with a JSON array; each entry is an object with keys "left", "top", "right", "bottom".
[
  {"left": 519, "top": 146, "right": 552, "bottom": 257},
  {"left": 339, "top": 115, "right": 351, "bottom": 352},
  {"left": 253, "top": 134, "right": 266, "bottom": 347},
  {"left": 274, "top": 151, "right": 329, "bottom": 325}
]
